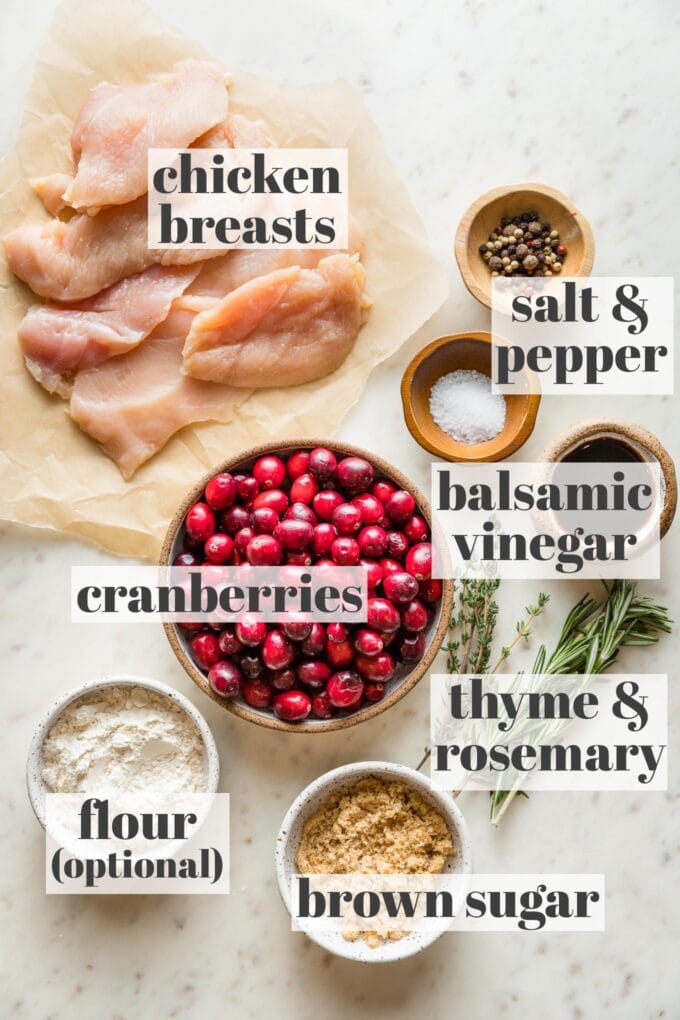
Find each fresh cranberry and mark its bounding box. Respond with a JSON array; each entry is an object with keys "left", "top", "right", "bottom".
[
  {"left": 386, "top": 530, "right": 409, "bottom": 559},
  {"left": 331, "top": 536, "right": 361, "bottom": 565},
  {"left": 364, "top": 682, "right": 386, "bottom": 703},
  {"left": 380, "top": 557, "right": 403, "bottom": 579},
  {"left": 240, "top": 654, "right": 264, "bottom": 678},
  {"left": 404, "top": 514, "right": 429, "bottom": 544},
  {"left": 222, "top": 504, "right": 250, "bottom": 535},
  {"left": 327, "top": 622, "right": 348, "bottom": 643},
  {"left": 262, "top": 629, "right": 294, "bottom": 670},
  {"left": 311, "top": 692, "right": 334, "bottom": 719},
  {"left": 269, "top": 667, "right": 297, "bottom": 691},
  {"left": 204, "top": 532, "right": 235, "bottom": 564},
  {"left": 252, "top": 489, "right": 289, "bottom": 516},
  {"left": 385, "top": 489, "right": 416, "bottom": 523},
  {"left": 308, "top": 447, "right": 337, "bottom": 482},
  {"left": 336, "top": 456, "right": 374, "bottom": 494},
  {"left": 352, "top": 493, "right": 384, "bottom": 525},
  {"left": 185, "top": 502, "right": 215, "bottom": 542},
  {"left": 174, "top": 551, "right": 199, "bottom": 566},
  {"left": 286, "top": 450, "right": 310, "bottom": 480},
  {"left": 358, "top": 525, "right": 388, "bottom": 558},
  {"left": 290, "top": 473, "right": 319, "bottom": 505},
  {"left": 282, "top": 615, "right": 313, "bottom": 641},
  {"left": 400, "top": 599, "right": 429, "bottom": 632},
  {"left": 327, "top": 670, "right": 364, "bottom": 709},
  {"left": 247, "top": 534, "right": 283, "bottom": 565},
  {"left": 218, "top": 626, "right": 243, "bottom": 656},
  {"left": 297, "top": 660, "right": 332, "bottom": 689},
  {"left": 332, "top": 503, "right": 363, "bottom": 535},
  {"left": 419, "top": 578, "right": 443, "bottom": 603},
  {"left": 178, "top": 620, "right": 203, "bottom": 632},
  {"left": 326, "top": 639, "right": 354, "bottom": 669},
  {"left": 274, "top": 519, "right": 314, "bottom": 550},
  {"left": 313, "top": 523, "right": 337, "bottom": 556},
  {"left": 205, "top": 472, "right": 236, "bottom": 510},
  {"left": 355, "top": 651, "right": 395, "bottom": 681},
  {"left": 313, "top": 490, "right": 344, "bottom": 521},
  {"left": 371, "top": 479, "right": 397, "bottom": 504},
  {"left": 360, "top": 558, "right": 384, "bottom": 589},
  {"left": 190, "top": 631, "right": 221, "bottom": 670},
  {"left": 208, "top": 660, "right": 242, "bottom": 698},
  {"left": 405, "top": 542, "right": 432, "bottom": 581},
  {"left": 367, "top": 597, "right": 400, "bottom": 633},
  {"left": 235, "top": 613, "right": 267, "bottom": 646},
  {"left": 284, "top": 502, "right": 317, "bottom": 526},
  {"left": 251, "top": 507, "right": 279, "bottom": 534},
  {"left": 242, "top": 678, "right": 272, "bottom": 709},
  {"left": 399, "top": 632, "right": 426, "bottom": 662},
  {"left": 286, "top": 551, "right": 313, "bottom": 566},
  {"left": 237, "top": 475, "right": 260, "bottom": 502},
  {"left": 253, "top": 454, "right": 286, "bottom": 490},
  {"left": 383, "top": 570, "right": 419, "bottom": 604},
  {"left": 354, "top": 628, "right": 384, "bottom": 656},
  {"left": 235, "top": 526, "right": 256, "bottom": 557},
  {"left": 273, "top": 689, "right": 311, "bottom": 722},
  {"left": 301, "top": 622, "right": 326, "bottom": 656}
]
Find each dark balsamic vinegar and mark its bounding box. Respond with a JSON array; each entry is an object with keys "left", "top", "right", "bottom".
[{"left": 562, "top": 437, "right": 642, "bottom": 464}]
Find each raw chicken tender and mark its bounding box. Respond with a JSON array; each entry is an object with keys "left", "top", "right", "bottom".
[
  {"left": 69, "top": 305, "right": 234, "bottom": 478},
  {"left": 64, "top": 60, "right": 228, "bottom": 210},
  {"left": 18, "top": 265, "right": 199, "bottom": 396},
  {"left": 182, "top": 254, "right": 369, "bottom": 388},
  {"left": 31, "top": 174, "right": 73, "bottom": 216}
]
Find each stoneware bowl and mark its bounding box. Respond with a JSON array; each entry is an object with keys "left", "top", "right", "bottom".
[
  {"left": 540, "top": 419, "right": 677, "bottom": 539},
  {"left": 275, "top": 761, "right": 473, "bottom": 963},
  {"left": 401, "top": 332, "right": 541, "bottom": 462},
  {"left": 454, "top": 182, "right": 595, "bottom": 309},
  {"left": 161, "top": 439, "right": 454, "bottom": 734},
  {"left": 26, "top": 674, "right": 220, "bottom": 831}
]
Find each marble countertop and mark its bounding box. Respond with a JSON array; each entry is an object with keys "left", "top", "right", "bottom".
[{"left": 1, "top": 0, "right": 678, "bottom": 1017}]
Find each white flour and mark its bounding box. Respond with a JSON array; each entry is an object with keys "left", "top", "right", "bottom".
[{"left": 41, "top": 685, "right": 207, "bottom": 797}]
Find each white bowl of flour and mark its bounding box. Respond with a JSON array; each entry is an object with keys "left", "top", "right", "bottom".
[{"left": 27, "top": 675, "right": 220, "bottom": 830}]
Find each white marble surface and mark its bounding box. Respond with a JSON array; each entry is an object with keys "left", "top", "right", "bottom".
[{"left": 1, "top": 0, "right": 679, "bottom": 1017}]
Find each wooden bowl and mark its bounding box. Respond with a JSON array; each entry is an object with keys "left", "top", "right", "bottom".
[
  {"left": 160, "top": 439, "right": 453, "bottom": 733},
  {"left": 401, "top": 332, "right": 541, "bottom": 462},
  {"left": 454, "top": 182, "right": 595, "bottom": 309}
]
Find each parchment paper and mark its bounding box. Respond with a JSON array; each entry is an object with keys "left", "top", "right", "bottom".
[{"left": 0, "top": 0, "right": 447, "bottom": 560}]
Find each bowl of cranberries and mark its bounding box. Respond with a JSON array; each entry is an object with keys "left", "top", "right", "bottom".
[{"left": 161, "top": 441, "right": 452, "bottom": 732}]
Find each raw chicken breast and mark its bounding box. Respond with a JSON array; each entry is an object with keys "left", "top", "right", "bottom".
[
  {"left": 64, "top": 60, "right": 228, "bottom": 211},
  {"left": 182, "top": 254, "right": 370, "bottom": 388},
  {"left": 69, "top": 305, "right": 233, "bottom": 478},
  {"left": 32, "top": 174, "right": 73, "bottom": 216},
  {"left": 194, "top": 113, "right": 273, "bottom": 149},
  {"left": 18, "top": 265, "right": 199, "bottom": 397}
]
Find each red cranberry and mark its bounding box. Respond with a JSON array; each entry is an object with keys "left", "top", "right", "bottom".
[
  {"left": 290, "top": 473, "right": 319, "bottom": 504},
  {"left": 253, "top": 454, "right": 286, "bottom": 490},
  {"left": 269, "top": 667, "right": 296, "bottom": 691},
  {"left": 242, "top": 678, "right": 271, "bottom": 709},
  {"left": 383, "top": 570, "right": 419, "bottom": 604},
  {"left": 354, "top": 628, "right": 384, "bottom": 656},
  {"left": 326, "top": 639, "right": 354, "bottom": 669},
  {"left": 313, "top": 523, "right": 337, "bottom": 556},
  {"left": 332, "top": 503, "right": 363, "bottom": 535},
  {"left": 282, "top": 615, "right": 313, "bottom": 641},
  {"left": 336, "top": 456, "right": 374, "bottom": 494},
  {"left": 178, "top": 620, "right": 203, "bottom": 632},
  {"left": 308, "top": 447, "right": 337, "bottom": 482},
  {"left": 327, "top": 622, "right": 348, "bottom": 643},
  {"left": 274, "top": 519, "right": 314, "bottom": 550},
  {"left": 247, "top": 534, "right": 283, "bottom": 565},
  {"left": 419, "top": 578, "right": 443, "bottom": 603},
  {"left": 404, "top": 514, "right": 429, "bottom": 544},
  {"left": 262, "top": 629, "right": 294, "bottom": 670},
  {"left": 327, "top": 670, "right": 364, "bottom": 709},
  {"left": 301, "top": 622, "right": 326, "bottom": 656},
  {"left": 286, "top": 450, "right": 310, "bottom": 480},
  {"left": 252, "top": 489, "right": 289, "bottom": 516},
  {"left": 222, "top": 504, "right": 250, "bottom": 535},
  {"left": 380, "top": 557, "right": 403, "bottom": 579},
  {"left": 358, "top": 525, "right": 388, "bottom": 558},
  {"left": 218, "top": 626, "right": 243, "bottom": 656},
  {"left": 297, "top": 660, "right": 332, "bottom": 689},
  {"left": 235, "top": 526, "right": 256, "bottom": 557},
  {"left": 352, "top": 493, "right": 384, "bottom": 525},
  {"left": 208, "top": 660, "right": 242, "bottom": 698},
  {"left": 355, "top": 651, "right": 395, "bottom": 681},
  {"left": 367, "top": 597, "right": 400, "bottom": 633},
  {"left": 311, "top": 692, "right": 334, "bottom": 719},
  {"left": 360, "top": 558, "right": 384, "bottom": 589},
  {"left": 313, "top": 490, "right": 344, "bottom": 521},
  {"left": 237, "top": 475, "right": 260, "bottom": 502},
  {"left": 286, "top": 551, "right": 313, "bottom": 566},
  {"left": 400, "top": 599, "right": 428, "bottom": 632},
  {"left": 385, "top": 489, "right": 416, "bottom": 523},
  {"left": 364, "top": 682, "right": 386, "bottom": 703},
  {"left": 405, "top": 542, "right": 432, "bottom": 581},
  {"left": 284, "top": 502, "right": 317, "bottom": 526},
  {"left": 190, "top": 631, "right": 221, "bottom": 670},
  {"left": 174, "top": 551, "right": 199, "bottom": 566},
  {"left": 273, "top": 689, "right": 311, "bottom": 722},
  {"left": 331, "top": 536, "right": 361, "bottom": 565},
  {"left": 235, "top": 613, "right": 267, "bottom": 646},
  {"left": 240, "top": 654, "right": 264, "bottom": 678},
  {"left": 251, "top": 507, "right": 279, "bottom": 534},
  {"left": 399, "top": 631, "right": 426, "bottom": 662},
  {"left": 205, "top": 472, "right": 236, "bottom": 510},
  {"left": 185, "top": 502, "right": 215, "bottom": 541},
  {"left": 386, "top": 530, "right": 409, "bottom": 559},
  {"left": 371, "top": 479, "right": 397, "bottom": 504},
  {"left": 204, "top": 533, "right": 235, "bottom": 564}
]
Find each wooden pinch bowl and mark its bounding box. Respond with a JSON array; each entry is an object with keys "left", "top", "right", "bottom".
[
  {"left": 401, "top": 332, "right": 541, "bottom": 463},
  {"left": 454, "top": 182, "right": 595, "bottom": 309}
]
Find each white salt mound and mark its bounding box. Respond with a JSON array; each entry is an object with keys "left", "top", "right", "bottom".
[{"left": 429, "top": 369, "right": 506, "bottom": 444}]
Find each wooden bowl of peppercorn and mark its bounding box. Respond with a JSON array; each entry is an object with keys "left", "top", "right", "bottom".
[{"left": 454, "top": 182, "right": 595, "bottom": 309}]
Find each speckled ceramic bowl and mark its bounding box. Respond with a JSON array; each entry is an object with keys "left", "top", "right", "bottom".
[
  {"left": 26, "top": 674, "right": 220, "bottom": 831},
  {"left": 275, "top": 761, "right": 473, "bottom": 963}
]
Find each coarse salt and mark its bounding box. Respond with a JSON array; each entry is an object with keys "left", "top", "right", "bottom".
[{"left": 429, "top": 369, "right": 506, "bottom": 444}]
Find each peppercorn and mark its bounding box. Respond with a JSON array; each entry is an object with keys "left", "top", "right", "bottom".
[
  {"left": 523, "top": 254, "right": 539, "bottom": 271},
  {"left": 479, "top": 209, "right": 563, "bottom": 277},
  {"left": 488, "top": 256, "right": 503, "bottom": 271},
  {"left": 528, "top": 221, "right": 542, "bottom": 235}
]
